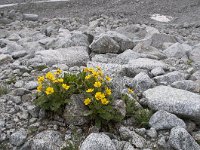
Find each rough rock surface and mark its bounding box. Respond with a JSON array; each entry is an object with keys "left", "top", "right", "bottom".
[
  {"left": 149, "top": 110, "right": 186, "bottom": 130},
  {"left": 143, "top": 86, "right": 200, "bottom": 121},
  {"left": 80, "top": 133, "right": 116, "bottom": 150}
]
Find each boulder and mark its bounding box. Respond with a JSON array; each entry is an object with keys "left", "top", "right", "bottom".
[
  {"left": 31, "top": 130, "right": 64, "bottom": 150},
  {"left": 31, "top": 46, "right": 89, "bottom": 66},
  {"left": 149, "top": 110, "right": 186, "bottom": 130},
  {"left": 189, "top": 43, "right": 200, "bottom": 64},
  {"left": 127, "top": 58, "right": 168, "bottom": 71},
  {"left": 10, "top": 128, "right": 27, "bottom": 146},
  {"left": 143, "top": 86, "right": 200, "bottom": 121},
  {"left": 80, "top": 133, "right": 116, "bottom": 150},
  {"left": 154, "top": 71, "right": 185, "bottom": 85},
  {"left": 90, "top": 35, "right": 120, "bottom": 54},
  {"left": 169, "top": 127, "right": 200, "bottom": 150},
  {"left": 23, "top": 14, "right": 39, "bottom": 21},
  {"left": 0, "top": 54, "right": 13, "bottom": 65},
  {"left": 163, "top": 43, "right": 192, "bottom": 59}
]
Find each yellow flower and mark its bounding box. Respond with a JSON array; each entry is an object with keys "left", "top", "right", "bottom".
[
  {"left": 56, "top": 68, "right": 62, "bottom": 74},
  {"left": 45, "top": 87, "right": 54, "bottom": 95},
  {"left": 84, "top": 98, "right": 91, "bottom": 105},
  {"left": 95, "top": 92, "right": 105, "bottom": 101},
  {"left": 45, "top": 72, "right": 55, "bottom": 81},
  {"left": 37, "top": 85, "right": 43, "bottom": 92},
  {"left": 85, "top": 75, "right": 92, "bottom": 80},
  {"left": 57, "top": 78, "right": 64, "bottom": 83},
  {"left": 128, "top": 88, "right": 134, "bottom": 94},
  {"left": 105, "top": 87, "right": 112, "bottom": 96},
  {"left": 83, "top": 68, "right": 89, "bottom": 72},
  {"left": 101, "top": 98, "right": 109, "bottom": 105},
  {"left": 106, "top": 76, "right": 111, "bottom": 82},
  {"left": 92, "top": 71, "right": 99, "bottom": 77},
  {"left": 86, "top": 88, "right": 94, "bottom": 93},
  {"left": 37, "top": 76, "right": 45, "bottom": 83},
  {"left": 94, "top": 81, "right": 101, "bottom": 88},
  {"left": 62, "top": 84, "right": 70, "bottom": 90}
]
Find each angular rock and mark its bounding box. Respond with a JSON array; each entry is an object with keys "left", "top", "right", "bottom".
[
  {"left": 31, "top": 130, "right": 64, "bottom": 150},
  {"left": 150, "top": 33, "right": 177, "bottom": 49},
  {"left": 169, "top": 127, "right": 200, "bottom": 150},
  {"left": 143, "top": 86, "right": 200, "bottom": 121},
  {"left": 128, "top": 72, "right": 156, "bottom": 92},
  {"left": 31, "top": 46, "right": 89, "bottom": 66},
  {"left": 106, "top": 31, "right": 135, "bottom": 52},
  {"left": 23, "top": 14, "right": 39, "bottom": 21},
  {"left": 191, "top": 70, "right": 200, "bottom": 80},
  {"left": 189, "top": 44, "right": 200, "bottom": 63},
  {"left": 10, "top": 128, "right": 27, "bottom": 146},
  {"left": 163, "top": 43, "right": 192, "bottom": 59},
  {"left": 127, "top": 58, "right": 168, "bottom": 71},
  {"left": 119, "top": 126, "right": 146, "bottom": 148},
  {"left": 113, "top": 99, "right": 126, "bottom": 118},
  {"left": 25, "top": 81, "right": 38, "bottom": 90},
  {"left": 154, "top": 71, "right": 185, "bottom": 85},
  {"left": 90, "top": 35, "right": 120, "bottom": 54},
  {"left": 11, "top": 50, "right": 27, "bottom": 59},
  {"left": 149, "top": 110, "right": 186, "bottom": 130},
  {"left": 171, "top": 80, "right": 200, "bottom": 93},
  {"left": 80, "top": 133, "right": 116, "bottom": 150},
  {"left": 112, "top": 140, "right": 136, "bottom": 150},
  {"left": 0, "top": 54, "right": 13, "bottom": 65},
  {"left": 151, "top": 67, "right": 165, "bottom": 76},
  {"left": 63, "top": 94, "right": 88, "bottom": 126}
]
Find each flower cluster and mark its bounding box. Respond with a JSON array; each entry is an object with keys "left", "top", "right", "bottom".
[
  {"left": 83, "top": 67, "right": 112, "bottom": 106},
  {"left": 37, "top": 69, "right": 70, "bottom": 95}
]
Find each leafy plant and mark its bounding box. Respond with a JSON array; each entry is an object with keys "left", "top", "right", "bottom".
[
  {"left": 35, "top": 67, "right": 124, "bottom": 127},
  {"left": 34, "top": 69, "right": 76, "bottom": 112},
  {"left": 122, "top": 93, "right": 152, "bottom": 128},
  {"left": 0, "top": 84, "right": 8, "bottom": 96}
]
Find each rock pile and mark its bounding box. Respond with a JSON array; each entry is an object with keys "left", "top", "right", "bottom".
[{"left": 0, "top": 10, "right": 200, "bottom": 150}]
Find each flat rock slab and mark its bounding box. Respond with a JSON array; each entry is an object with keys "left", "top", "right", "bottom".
[{"left": 143, "top": 86, "right": 200, "bottom": 121}]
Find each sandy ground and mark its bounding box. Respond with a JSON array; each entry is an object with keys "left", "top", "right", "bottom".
[{"left": 0, "top": 0, "right": 200, "bottom": 25}]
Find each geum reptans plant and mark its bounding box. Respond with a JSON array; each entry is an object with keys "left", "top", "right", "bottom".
[{"left": 35, "top": 67, "right": 124, "bottom": 127}]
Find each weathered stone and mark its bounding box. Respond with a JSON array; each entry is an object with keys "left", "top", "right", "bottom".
[
  {"left": 143, "top": 86, "right": 200, "bottom": 121},
  {"left": 12, "top": 88, "right": 30, "bottom": 96},
  {"left": 25, "top": 81, "right": 38, "bottom": 90},
  {"left": 31, "top": 46, "right": 89, "bottom": 66},
  {"left": 149, "top": 110, "right": 186, "bottom": 130},
  {"left": 31, "top": 130, "right": 64, "bottom": 150},
  {"left": 0, "top": 54, "right": 13, "bottom": 65},
  {"left": 27, "top": 105, "right": 40, "bottom": 118},
  {"left": 171, "top": 80, "right": 200, "bottom": 93},
  {"left": 163, "top": 43, "right": 192, "bottom": 59},
  {"left": 23, "top": 14, "right": 39, "bottom": 21},
  {"left": 191, "top": 70, "right": 200, "bottom": 80},
  {"left": 63, "top": 94, "right": 88, "bottom": 126},
  {"left": 119, "top": 126, "right": 146, "bottom": 148},
  {"left": 169, "top": 127, "right": 200, "bottom": 150},
  {"left": 112, "top": 140, "right": 136, "bottom": 150},
  {"left": 154, "top": 71, "right": 185, "bottom": 85},
  {"left": 127, "top": 58, "right": 168, "bottom": 71},
  {"left": 11, "top": 50, "right": 27, "bottom": 59},
  {"left": 146, "top": 128, "right": 157, "bottom": 138},
  {"left": 189, "top": 43, "right": 200, "bottom": 63},
  {"left": 10, "top": 128, "right": 27, "bottom": 146},
  {"left": 90, "top": 35, "right": 120, "bottom": 54},
  {"left": 128, "top": 72, "right": 156, "bottom": 92},
  {"left": 113, "top": 99, "right": 126, "bottom": 118},
  {"left": 150, "top": 33, "right": 177, "bottom": 49},
  {"left": 80, "top": 133, "right": 116, "bottom": 150},
  {"left": 151, "top": 67, "right": 165, "bottom": 76}
]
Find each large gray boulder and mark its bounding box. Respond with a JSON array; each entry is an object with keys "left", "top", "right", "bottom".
[
  {"left": 154, "top": 71, "right": 185, "bottom": 85},
  {"left": 128, "top": 72, "right": 156, "bottom": 92},
  {"left": 189, "top": 44, "right": 200, "bottom": 64},
  {"left": 149, "top": 110, "right": 186, "bottom": 130},
  {"left": 169, "top": 127, "right": 200, "bottom": 150},
  {"left": 171, "top": 80, "right": 200, "bottom": 93},
  {"left": 31, "top": 130, "right": 64, "bottom": 150},
  {"left": 143, "top": 86, "right": 200, "bottom": 121},
  {"left": 90, "top": 35, "right": 120, "bottom": 54},
  {"left": 0, "top": 54, "right": 13, "bottom": 65},
  {"left": 127, "top": 58, "right": 168, "bottom": 71},
  {"left": 80, "top": 133, "right": 116, "bottom": 150},
  {"left": 30, "top": 46, "right": 89, "bottom": 66},
  {"left": 163, "top": 43, "right": 192, "bottom": 59},
  {"left": 10, "top": 128, "right": 27, "bottom": 146}
]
